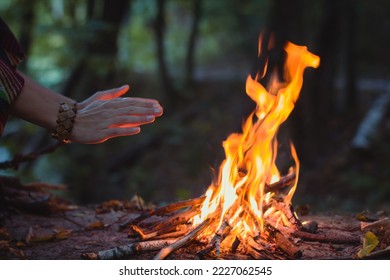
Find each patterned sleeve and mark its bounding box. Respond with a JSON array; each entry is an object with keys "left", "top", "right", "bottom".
[
  {"left": 0, "top": 17, "right": 25, "bottom": 103},
  {"left": 0, "top": 17, "right": 25, "bottom": 133}
]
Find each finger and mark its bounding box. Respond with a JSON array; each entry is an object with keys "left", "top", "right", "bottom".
[
  {"left": 102, "top": 127, "right": 141, "bottom": 141},
  {"left": 111, "top": 97, "right": 162, "bottom": 108},
  {"left": 109, "top": 105, "right": 163, "bottom": 116},
  {"left": 95, "top": 85, "right": 130, "bottom": 101},
  {"left": 107, "top": 115, "right": 156, "bottom": 127}
]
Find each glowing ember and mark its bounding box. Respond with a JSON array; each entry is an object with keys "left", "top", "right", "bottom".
[{"left": 191, "top": 38, "right": 320, "bottom": 243}]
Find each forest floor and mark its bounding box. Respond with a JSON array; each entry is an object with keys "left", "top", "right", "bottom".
[{"left": 1, "top": 202, "right": 388, "bottom": 260}]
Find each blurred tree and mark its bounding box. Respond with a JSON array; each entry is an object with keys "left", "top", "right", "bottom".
[
  {"left": 185, "top": 0, "right": 202, "bottom": 88},
  {"left": 153, "top": 0, "right": 179, "bottom": 109},
  {"left": 63, "top": 0, "right": 131, "bottom": 100}
]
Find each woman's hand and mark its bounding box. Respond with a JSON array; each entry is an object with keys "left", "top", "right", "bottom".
[{"left": 71, "top": 85, "right": 163, "bottom": 144}]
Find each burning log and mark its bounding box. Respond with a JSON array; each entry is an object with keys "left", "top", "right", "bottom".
[
  {"left": 197, "top": 219, "right": 232, "bottom": 258},
  {"left": 264, "top": 172, "right": 296, "bottom": 193},
  {"left": 81, "top": 239, "right": 176, "bottom": 260}
]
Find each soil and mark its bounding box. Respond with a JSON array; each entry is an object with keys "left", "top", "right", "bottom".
[{"left": 0, "top": 206, "right": 369, "bottom": 260}]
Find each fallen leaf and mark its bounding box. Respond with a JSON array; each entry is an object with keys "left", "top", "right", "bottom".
[
  {"left": 358, "top": 231, "right": 379, "bottom": 258},
  {"left": 0, "top": 228, "right": 9, "bottom": 240},
  {"left": 95, "top": 200, "right": 123, "bottom": 214},
  {"left": 87, "top": 221, "right": 105, "bottom": 230},
  {"left": 53, "top": 228, "right": 72, "bottom": 240},
  {"left": 28, "top": 228, "right": 72, "bottom": 243}
]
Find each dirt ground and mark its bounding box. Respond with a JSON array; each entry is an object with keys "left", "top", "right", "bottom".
[{"left": 1, "top": 205, "right": 377, "bottom": 260}]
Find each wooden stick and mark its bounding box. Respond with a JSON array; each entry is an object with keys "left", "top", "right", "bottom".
[
  {"left": 81, "top": 239, "right": 176, "bottom": 260},
  {"left": 264, "top": 173, "right": 296, "bottom": 193},
  {"left": 156, "top": 225, "right": 189, "bottom": 240},
  {"left": 130, "top": 225, "right": 157, "bottom": 240},
  {"left": 0, "top": 142, "right": 63, "bottom": 170},
  {"left": 264, "top": 224, "right": 302, "bottom": 258},
  {"left": 120, "top": 196, "right": 205, "bottom": 230},
  {"left": 271, "top": 201, "right": 303, "bottom": 230},
  {"left": 152, "top": 207, "right": 199, "bottom": 231},
  {"left": 153, "top": 218, "right": 212, "bottom": 260},
  {"left": 154, "top": 196, "right": 206, "bottom": 216},
  {"left": 292, "top": 230, "right": 361, "bottom": 244},
  {"left": 196, "top": 219, "right": 231, "bottom": 258},
  {"left": 231, "top": 236, "right": 241, "bottom": 253}
]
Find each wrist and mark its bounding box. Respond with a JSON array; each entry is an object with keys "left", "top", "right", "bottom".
[{"left": 51, "top": 102, "right": 78, "bottom": 143}]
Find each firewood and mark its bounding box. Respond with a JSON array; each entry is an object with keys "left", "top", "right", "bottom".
[
  {"left": 292, "top": 230, "right": 361, "bottom": 244},
  {"left": 81, "top": 239, "right": 176, "bottom": 260},
  {"left": 155, "top": 225, "right": 189, "bottom": 240},
  {"left": 153, "top": 217, "right": 212, "bottom": 260},
  {"left": 196, "top": 219, "right": 231, "bottom": 258},
  {"left": 270, "top": 201, "right": 303, "bottom": 230},
  {"left": 153, "top": 196, "right": 206, "bottom": 215},
  {"left": 152, "top": 207, "right": 199, "bottom": 231},
  {"left": 264, "top": 172, "right": 296, "bottom": 193},
  {"left": 130, "top": 225, "right": 155, "bottom": 240},
  {"left": 264, "top": 224, "right": 302, "bottom": 258},
  {"left": 231, "top": 236, "right": 241, "bottom": 253},
  {"left": 119, "top": 196, "right": 205, "bottom": 230}
]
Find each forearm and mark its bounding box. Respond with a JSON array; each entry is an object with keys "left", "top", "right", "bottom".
[{"left": 9, "top": 71, "right": 76, "bottom": 131}]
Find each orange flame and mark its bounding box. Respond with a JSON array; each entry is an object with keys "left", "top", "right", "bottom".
[{"left": 192, "top": 39, "right": 320, "bottom": 239}]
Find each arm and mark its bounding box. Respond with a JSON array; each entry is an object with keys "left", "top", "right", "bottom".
[{"left": 9, "top": 72, "right": 163, "bottom": 144}]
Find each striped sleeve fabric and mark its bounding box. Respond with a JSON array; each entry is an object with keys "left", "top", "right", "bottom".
[
  {"left": 0, "top": 17, "right": 25, "bottom": 104},
  {"left": 0, "top": 17, "right": 25, "bottom": 133}
]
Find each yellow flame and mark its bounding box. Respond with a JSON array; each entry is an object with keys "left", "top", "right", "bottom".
[{"left": 192, "top": 39, "right": 320, "bottom": 239}]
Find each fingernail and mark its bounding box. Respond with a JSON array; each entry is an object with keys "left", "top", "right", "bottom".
[
  {"left": 153, "top": 108, "right": 162, "bottom": 114},
  {"left": 147, "top": 116, "right": 154, "bottom": 121}
]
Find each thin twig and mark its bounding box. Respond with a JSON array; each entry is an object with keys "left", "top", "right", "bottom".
[
  {"left": 0, "top": 142, "right": 63, "bottom": 170},
  {"left": 120, "top": 196, "right": 205, "bottom": 230},
  {"left": 153, "top": 217, "right": 212, "bottom": 260}
]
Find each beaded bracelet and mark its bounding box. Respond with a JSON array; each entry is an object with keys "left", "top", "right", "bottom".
[{"left": 51, "top": 102, "right": 77, "bottom": 143}]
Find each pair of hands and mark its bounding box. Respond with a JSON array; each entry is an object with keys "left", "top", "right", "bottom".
[{"left": 71, "top": 85, "right": 163, "bottom": 144}]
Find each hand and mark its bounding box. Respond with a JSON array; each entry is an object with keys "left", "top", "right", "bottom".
[{"left": 71, "top": 85, "right": 163, "bottom": 144}]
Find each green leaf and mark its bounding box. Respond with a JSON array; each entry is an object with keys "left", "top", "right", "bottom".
[{"left": 358, "top": 231, "right": 379, "bottom": 258}]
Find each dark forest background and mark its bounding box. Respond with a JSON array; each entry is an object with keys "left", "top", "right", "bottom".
[{"left": 1, "top": 0, "right": 390, "bottom": 213}]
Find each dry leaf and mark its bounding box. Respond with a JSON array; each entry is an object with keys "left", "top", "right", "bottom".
[
  {"left": 87, "top": 221, "right": 105, "bottom": 230},
  {"left": 358, "top": 231, "right": 379, "bottom": 258},
  {"left": 96, "top": 200, "right": 123, "bottom": 214},
  {"left": 28, "top": 228, "right": 72, "bottom": 243}
]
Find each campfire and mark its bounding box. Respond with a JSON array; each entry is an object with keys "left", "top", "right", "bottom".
[{"left": 83, "top": 36, "right": 321, "bottom": 260}]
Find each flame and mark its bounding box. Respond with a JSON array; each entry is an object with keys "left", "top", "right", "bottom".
[{"left": 192, "top": 38, "right": 320, "bottom": 239}]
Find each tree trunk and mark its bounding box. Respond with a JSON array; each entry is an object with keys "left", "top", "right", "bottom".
[
  {"left": 62, "top": 0, "right": 131, "bottom": 100},
  {"left": 154, "top": 0, "right": 179, "bottom": 110},
  {"left": 342, "top": 0, "right": 357, "bottom": 113},
  {"left": 185, "top": 0, "right": 202, "bottom": 88}
]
